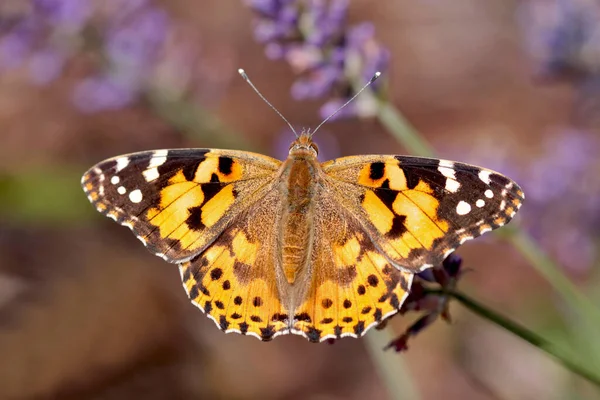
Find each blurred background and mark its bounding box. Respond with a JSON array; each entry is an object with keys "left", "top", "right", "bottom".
[{"left": 1, "top": 0, "right": 599, "bottom": 399}]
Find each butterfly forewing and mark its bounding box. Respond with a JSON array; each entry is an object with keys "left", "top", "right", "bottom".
[
  {"left": 81, "top": 149, "right": 281, "bottom": 263},
  {"left": 322, "top": 155, "right": 524, "bottom": 272}
]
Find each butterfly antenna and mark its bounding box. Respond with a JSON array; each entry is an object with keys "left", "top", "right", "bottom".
[
  {"left": 311, "top": 71, "right": 381, "bottom": 136},
  {"left": 238, "top": 69, "right": 299, "bottom": 138}
]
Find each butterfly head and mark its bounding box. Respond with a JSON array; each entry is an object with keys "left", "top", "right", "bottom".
[{"left": 289, "top": 130, "right": 319, "bottom": 157}]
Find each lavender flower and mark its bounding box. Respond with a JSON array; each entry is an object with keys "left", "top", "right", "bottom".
[
  {"left": 245, "top": 0, "right": 390, "bottom": 120},
  {"left": 518, "top": 0, "right": 600, "bottom": 80},
  {"left": 0, "top": 0, "right": 171, "bottom": 112},
  {"left": 518, "top": 0, "right": 600, "bottom": 126}
]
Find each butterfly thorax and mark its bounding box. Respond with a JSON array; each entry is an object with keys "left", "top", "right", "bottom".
[{"left": 278, "top": 133, "right": 319, "bottom": 290}]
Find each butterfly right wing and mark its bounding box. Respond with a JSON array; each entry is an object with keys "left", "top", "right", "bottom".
[
  {"left": 322, "top": 155, "right": 524, "bottom": 272},
  {"left": 81, "top": 149, "right": 281, "bottom": 263}
]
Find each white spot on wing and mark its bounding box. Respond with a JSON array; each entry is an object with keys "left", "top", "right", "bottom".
[
  {"left": 445, "top": 179, "right": 460, "bottom": 193},
  {"left": 129, "top": 189, "right": 143, "bottom": 203},
  {"left": 456, "top": 201, "right": 471, "bottom": 215},
  {"left": 110, "top": 176, "right": 120, "bottom": 185},
  {"left": 475, "top": 199, "right": 485, "bottom": 208},
  {"left": 150, "top": 150, "right": 169, "bottom": 167},
  {"left": 438, "top": 165, "right": 456, "bottom": 179},
  {"left": 144, "top": 150, "right": 169, "bottom": 182},
  {"left": 484, "top": 189, "right": 494, "bottom": 198},
  {"left": 478, "top": 170, "right": 491, "bottom": 184},
  {"left": 117, "top": 186, "right": 126, "bottom": 195},
  {"left": 143, "top": 168, "right": 160, "bottom": 182},
  {"left": 115, "top": 157, "right": 129, "bottom": 172},
  {"left": 480, "top": 226, "right": 492, "bottom": 234},
  {"left": 459, "top": 235, "right": 474, "bottom": 245}
]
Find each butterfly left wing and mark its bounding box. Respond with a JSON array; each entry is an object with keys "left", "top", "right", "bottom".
[
  {"left": 178, "top": 187, "right": 291, "bottom": 341},
  {"left": 81, "top": 149, "right": 281, "bottom": 262},
  {"left": 321, "top": 155, "right": 524, "bottom": 272}
]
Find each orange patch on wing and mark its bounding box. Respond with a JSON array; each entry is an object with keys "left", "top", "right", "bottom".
[
  {"left": 194, "top": 156, "right": 243, "bottom": 183},
  {"left": 182, "top": 233, "right": 289, "bottom": 340},
  {"left": 293, "top": 249, "right": 412, "bottom": 342},
  {"left": 357, "top": 162, "right": 408, "bottom": 190},
  {"left": 392, "top": 195, "right": 448, "bottom": 249},
  {"left": 362, "top": 190, "right": 395, "bottom": 235},
  {"left": 201, "top": 185, "right": 236, "bottom": 228}
]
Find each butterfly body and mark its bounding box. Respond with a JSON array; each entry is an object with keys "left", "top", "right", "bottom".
[{"left": 82, "top": 131, "right": 524, "bottom": 342}]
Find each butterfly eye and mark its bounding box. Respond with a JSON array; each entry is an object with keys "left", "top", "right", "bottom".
[{"left": 310, "top": 142, "right": 319, "bottom": 155}]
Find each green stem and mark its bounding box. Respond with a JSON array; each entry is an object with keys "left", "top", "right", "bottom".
[
  {"left": 375, "top": 97, "right": 600, "bottom": 327},
  {"left": 434, "top": 289, "right": 600, "bottom": 388}
]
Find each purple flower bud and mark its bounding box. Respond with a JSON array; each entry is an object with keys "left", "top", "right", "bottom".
[{"left": 442, "top": 253, "right": 462, "bottom": 278}]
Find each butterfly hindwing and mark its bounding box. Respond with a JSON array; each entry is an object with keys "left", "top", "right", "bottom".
[
  {"left": 292, "top": 189, "right": 414, "bottom": 342},
  {"left": 322, "top": 155, "right": 524, "bottom": 272},
  {"left": 179, "top": 188, "right": 291, "bottom": 341},
  {"left": 81, "top": 149, "right": 281, "bottom": 262}
]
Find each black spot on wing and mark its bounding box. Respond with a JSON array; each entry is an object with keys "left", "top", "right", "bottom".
[
  {"left": 260, "top": 325, "right": 276, "bottom": 341},
  {"left": 373, "top": 186, "right": 397, "bottom": 209},
  {"left": 369, "top": 162, "right": 385, "bottom": 180},
  {"left": 210, "top": 268, "right": 223, "bottom": 281},
  {"left": 294, "top": 313, "right": 312, "bottom": 323},
  {"left": 306, "top": 326, "right": 322, "bottom": 342},
  {"left": 188, "top": 285, "right": 199, "bottom": 299},
  {"left": 201, "top": 182, "right": 225, "bottom": 203},
  {"left": 353, "top": 321, "right": 365, "bottom": 336},
  {"left": 218, "top": 157, "right": 234, "bottom": 175},
  {"left": 219, "top": 315, "right": 230, "bottom": 330},
  {"left": 387, "top": 214, "right": 408, "bottom": 238},
  {"left": 271, "top": 313, "right": 288, "bottom": 323},
  {"left": 185, "top": 206, "right": 205, "bottom": 231},
  {"left": 334, "top": 325, "right": 343, "bottom": 338}
]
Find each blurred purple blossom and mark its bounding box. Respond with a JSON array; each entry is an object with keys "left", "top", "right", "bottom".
[
  {"left": 518, "top": 0, "right": 600, "bottom": 80},
  {"left": 518, "top": 0, "right": 600, "bottom": 126},
  {"left": 245, "top": 0, "right": 389, "bottom": 120},
  {"left": 0, "top": 0, "right": 194, "bottom": 113}
]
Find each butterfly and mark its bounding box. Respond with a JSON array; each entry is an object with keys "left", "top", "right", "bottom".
[{"left": 81, "top": 130, "right": 524, "bottom": 343}]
